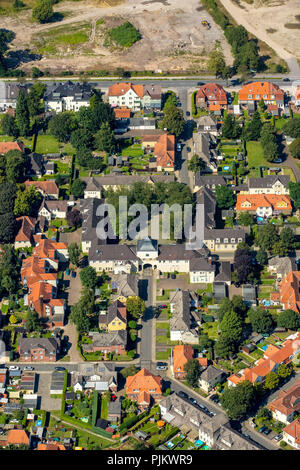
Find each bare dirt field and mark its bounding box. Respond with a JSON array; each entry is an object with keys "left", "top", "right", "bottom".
[
  {"left": 0, "top": 0, "right": 233, "bottom": 74},
  {"left": 219, "top": 0, "right": 300, "bottom": 75}
]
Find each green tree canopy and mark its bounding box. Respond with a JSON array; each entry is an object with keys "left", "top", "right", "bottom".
[
  {"left": 221, "top": 380, "right": 255, "bottom": 419},
  {"left": 184, "top": 359, "right": 202, "bottom": 388},
  {"left": 126, "top": 296, "right": 146, "bottom": 319},
  {"left": 248, "top": 308, "right": 274, "bottom": 334},
  {"left": 32, "top": 0, "right": 53, "bottom": 23},
  {"left": 80, "top": 266, "right": 98, "bottom": 290},
  {"left": 161, "top": 105, "right": 185, "bottom": 137},
  {"left": 215, "top": 185, "right": 236, "bottom": 209},
  {"left": 277, "top": 309, "right": 299, "bottom": 330}
]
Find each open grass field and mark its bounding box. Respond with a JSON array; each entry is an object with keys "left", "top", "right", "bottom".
[{"left": 246, "top": 141, "right": 270, "bottom": 168}]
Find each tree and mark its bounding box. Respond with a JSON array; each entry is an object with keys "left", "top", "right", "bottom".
[
  {"left": 70, "top": 128, "right": 94, "bottom": 151},
  {"left": 9, "top": 314, "right": 18, "bottom": 324},
  {"left": 208, "top": 41, "right": 226, "bottom": 77},
  {"left": 233, "top": 243, "right": 253, "bottom": 285},
  {"left": 264, "top": 371, "right": 280, "bottom": 390},
  {"left": 256, "top": 224, "right": 279, "bottom": 252},
  {"left": 277, "top": 363, "right": 292, "bottom": 380},
  {"left": 215, "top": 185, "right": 236, "bottom": 209},
  {"left": 214, "top": 336, "right": 235, "bottom": 358},
  {"left": 48, "top": 112, "right": 76, "bottom": 142},
  {"left": 32, "top": 0, "right": 53, "bottom": 23},
  {"left": 1, "top": 114, "right": 18, "bottom": 137},
  {"left": 70, "top": 179, "right": 86, "bottom": 198},
  {"left": 126, "top": 296, "right": 146, "bottom": 319},
  {"left": 277, "top": 309, "right": 299, "bottom": 330},
  {"left": 199, "top": 333, "right": 213, "bottom": 350},
  {"left": 237, "top": 211, "right": 254, "bottom": 227},
  {"left": 221, "top": 380, "right": 255, "bottom": 419},
  {"left": 68, "top": 242, "right": 80, "bottom": 267},
  {"left": 0, "top": 182, "right": 17, "bottom": 214},
  {"left": 5, "top": 150, "right": 26, "bottom": 184},
  {"left": 256, "top": 407, "right": 272, "bottom": 421},
  {"left": 289, "top": 137, "right": 300, "bottom": 159},
  {"left": 220, "top": 310, "right": 243, "bottom": 344},
  {"left": 222, "top": 114, "right": 240, "bottom": 139},
  {"left": 69, "top": 288, "right": 95, "bottom": 333},
  {"left": 128, "top": 320, "right": 137, "bottom": 329},
  {"left": 279, "top": 227, "right": 296, "bottom": 254},
  {"left": 25, "top": 310, "right": 41, "bottom": 332},
  {"left": 163, "top": 91, "right": 177, "bottom": 111},
  {"left": 218, "top": 298, "right": 233, "bottom": 323},
  {"left": 282, "top": 119, "right": 300, "bottom": 138},
  {"left": 183, "top": 359, "right": 201, "bottom": 388},
  {"left": 94, "top": 122, "right": 116, "bottom": 154},
  {"left": 161, "top": 105, "right": 185, "bottom": 137},
  {"left": 31, "top": 66, "right": 44, "bottom": 79},
  {"left": 80, "top": 266, "right": 98, "bottom": 290},
  {"left": 248, "top": 308, "right": 273, "bottom": 334},
  {"left": 188, "top": 154, "right": 206, "bottom": 172},
  {"left": 15, "top": 90, "right": 30, "bottom": 136},
  {"left": 288, "top": 182, "right": 300, "bottom": 209},
  {"left": 256, "top": 249, "right": 268, "bottom": 266},
  {"left": 243, "top": 111, "right": 262, "bottom": 141},
  {"left": 0, "top": 212, "right": 16, "bottom": 244},
  {"left": 66, "top": 208, "right": 82, "bottom": 228},
  {"left": 14, "top": 184, "right": 42, "bottom": 217},
  {"left": 26, "top": 82, "right": 46, "bottom": 118},
  {"left": 0, "top": 29, "right": 14, "bottom": 75}
]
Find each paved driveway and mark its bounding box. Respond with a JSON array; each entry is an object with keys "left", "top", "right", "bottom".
[
  {"left": 36, "top": 373, "right": 62, "bottom": 411},
  {"left": 66, "top": 268, "right": 82, "bottom": 306}
]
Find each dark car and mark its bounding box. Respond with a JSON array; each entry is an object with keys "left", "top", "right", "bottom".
[
  {"left": 282, "top": 78, "right": 290, "bottom": 82},
  {"left": 171, "top": 274, "right": 176, "bottom": 279},
  {"left": 209, "top": 394, "right": 219, "bottom": 402},
  {"left": 263, "top": 428, "right": 271, "bottom": 436},
  {"left": 258, "top": 426, "right": 266, "bottom": 433},
  {"left": 177, "top": 391, "right": 188, "bottom": 399},
  {"left": 188, "top": 397, "right": 197, "bottom": 405},
  {"left": 158, "top": 304, "right": 168, "bottom": 309},
  {"left": 71, "top": 271, "right": 76, "bottom": 278},
  {"left": 54, "top": 366, "right": 66, "bottom": 372},
  {"left": 186, "top": 111, "right": 190, "bottom": 116}
]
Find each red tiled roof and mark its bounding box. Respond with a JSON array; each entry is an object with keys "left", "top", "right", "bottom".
[
  {"left": 108, "top": 82, "right": 144, "bottom": 99},
  {"left": 196, "top": 83, "right": 227, "bottom": 105},
  {"left": 154, "top": 133, "right": 175, "bottom": 169},
  {"left": 236, "top": 194, "right": 292, "bottom": 212},
  {"left": 173, "top": 345, "right": 194, "bottom": 373},
  {"left": 279, "top": 271, "right": 300, "bottom": 313},
  {"left": 283, "top": 419, "right": 300, "bottom": 444},
  {"left": 113, "top": 107, "right": 131, "bottom": 119},
  {"left": 15, "top": 216, "right": 36, "bottom": 243},
  {"left": 269, "top": 377, "right": 300, "bottom": 417},
  {"left": 0, "top": 141, "right": 24, "bottom": 154},
  {"left": 5, "top": 430, "right": 29, "bottom": 446},
  {"left": 126, "top": 368, "right": 162, "bottom": 395},
  {"left": 239, "top": 82, "right": 284, "bottom": 102},
  {"left": 24, "top": 180, "right": 59, "bottom": 196}
]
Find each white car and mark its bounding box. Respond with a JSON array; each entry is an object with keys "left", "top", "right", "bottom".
[
  {"left": 177, "top": 143, "right": 181, "bottom": 151},
  {"left": 9, "top": 366, "right": 19, "bottom": 371}
]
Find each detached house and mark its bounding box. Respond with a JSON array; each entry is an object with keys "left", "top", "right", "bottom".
[
  {"left": 0, "top": 140, "right": 24, "bottom": 155},
  {"left": 199, "top": 365, "right": 227, "bottom": 393},
  {"left": 125, "top": 368, "right": 163, "bottom": 409},
  {"left": 247, "top": 175, "right": 290, "bottom": 195},
  {"left": 196, "top": 83, "right": 227, "bottom": 112},
  {"left": 236, "top": 194, "right": 292, "bottom": 218},
  {"left": 14, "top": 216, "right": 37, "bottom": 249},
  {"left": 271, "top": 271, "right": 300, "bottom": 313},
  {"left": 269, "top": 377, "right": 300, "bottom": 424},
  {"left": 110, "top": 274, "right": 139, "bottom": 303},
  {"left": 154, "top": 132, "right": 175, "bottom": 171},
  {"left": 108, "top": 82, "right": 162, "bottom": 111},
  {"left": 0, "top": 81, "right": 28, "bottom": 111},
  {"left": 25, "top": 180, "right": 59, "bottom": 200},
  {"left": 38, "top": 199, "right": 69, "bottom": 221},
  {"left": 171, "top": 345, "right": 207, "bottom": 380},
  {"left": 81, "top": 331, "right": 127, "bottom": 357},
  {"left": 82, "top": 177, "right": 103, "bottom": 199},
  {"left": 18, "top": 336, "right": 60, "bottom": 362},
  {"left": 283, "top": 419, "right": 300, "bottom": 449},
  {"left": 98, "top": 300, "right": 127, "bottom": 332},
  {"left": 44, "top": 81, "right": 93, "bottom": 112},
  {"left": 238, "top": 81, "right": 285, "bottom": 109},
  {"left": 169, "top": 290, "right": 199, "bottom": 344}
]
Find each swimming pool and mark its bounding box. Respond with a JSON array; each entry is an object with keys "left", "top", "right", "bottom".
[
  {"left": 261, "top": 345, "right": 268, "bottom": 351},
  {"left": 257, "top": 217, "right": 264, "bottom": 222},
  {"left": 223, "top": 166, "right": 230, "bottom": 171}
]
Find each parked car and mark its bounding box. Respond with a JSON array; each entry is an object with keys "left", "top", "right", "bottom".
[
  {"left": 258, "top": 426, "right": 266, "bottom": 433},
  {"left": 54, "top": 366, "right": 65, "bottom": 372},
  {"left": 71, "top": 271, "right": 76, "bottom": 278},
  {"left": 9, "top": 366, "right": 19, "bottom": 371},
  {"left": 176, "top": 143, "right": 181, "bottom": 151},
  {"left": 282, "top": 78, "right": 290, "bottom": 82},
  {"left": 273, "top": 158, "right": 282, "bottom": 163},
  {"left": 209, "top": 394, "right": 219, "bottom": 402},
  {"left": 188, "top": 397, "right": 197, "bottom": 405},
  {"left": 177, "top": 391, "right": 188, "bottom": 399},
  {"left": 263, "top": 427, "right": 271, "bottom": 436},
  {"left": 274, "top": 434, "right": 282, "bottom": 441},
  {"left": 171, "top": 274, "right": 176, "bottom": 279},
  {"left": 186, "top": 111, "right": 190, "bottom": 116},
  {"left": 65, "top": 269, "right": 70, "bottom": 276},
  {"left": 156, "top": 362, "right": 167, "bottom": 370},
  {"left": 23, "top": 366, "right": 34, "bottom": 371},
  {"left": 158, "top": 304, "right": 168, "bottom": 309}
]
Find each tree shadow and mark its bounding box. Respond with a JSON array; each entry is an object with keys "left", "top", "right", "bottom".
[
  {"left": 5, "top": 49, "right": 42, "bottom": 69},
  {"left": 48, "top": 12, "right": 64, "bottom": 23}
]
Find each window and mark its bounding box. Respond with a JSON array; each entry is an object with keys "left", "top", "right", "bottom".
[{"left": 224, "top": 238, "right": 228, "bottom": 244}]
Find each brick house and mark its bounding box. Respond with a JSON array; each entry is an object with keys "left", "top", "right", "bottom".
[
  {"left": 18, "top": 336, "right": 60, "bottom": 362},
  {"left": 125, "top": 368, "right": 162, "bottom": 408}
]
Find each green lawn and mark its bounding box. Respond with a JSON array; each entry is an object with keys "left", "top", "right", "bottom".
[
  {"left": 156, "top": 349, "right": 171, "bottom": 360},
  {"left": 100, "top": 395, "right": 109, "bottom": 420},
  {"left": 108, "top": 21, "right": 141, "bottom": 48},
  {"left": 156, "top": 322, "right": 170, "bottom": 330},
  {"left": 201, "top": 321, "right": 219, "bottom": 340},
  {"left": 246, "top": 141, "right": 270, "bottom": 168}
]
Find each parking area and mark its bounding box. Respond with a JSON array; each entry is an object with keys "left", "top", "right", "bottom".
[{"left": 36, "top": 373, "right": 62, "bottom": 411}]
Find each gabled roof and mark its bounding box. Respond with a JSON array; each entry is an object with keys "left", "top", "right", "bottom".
[
  {"left": 173, "top": 344, "right": 194, "bottom": 372},
  {"left": 25, "top": 179, "right": 59, "bottom": 196},
  {"left": 107, "top": 300, "right": 127, "bottom": 325},
  {"left": 278, "top": 271, "right": 300, "bottom": 313},
  {"left": 248, "top": 175, "right": 290, "bottom": 189},
  {"left": 196, "top": 83, "right": 227, "bottom": 104},
  {"left": 5, "top": 429, "right": 29, "bottom": 446},
  {"left": 154, "top": 133, "right": 175, "bottom": 169},
  {"left": 269, "top": 377, "right": 300, "bottom": 417},
  {"left": 236, "top": 194, "right": 292, "bottom": 212},
  {"left": 283, "top": 419, "right": 300, "bottom": 444},
  {"left": 239, "top": 81, "right": 284, "bottom": 101},
  {"left": 126, "top": 368, "right": 162, "bottom": 394},
  {"left": 108, "top": 82, "right": 144, "bottom": 99},
  {"left": 0, "top": 140, "right": 24, "bottom": 154},
  {"left": 15, "top": 216, "right": 36, "bottom": 243}
]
